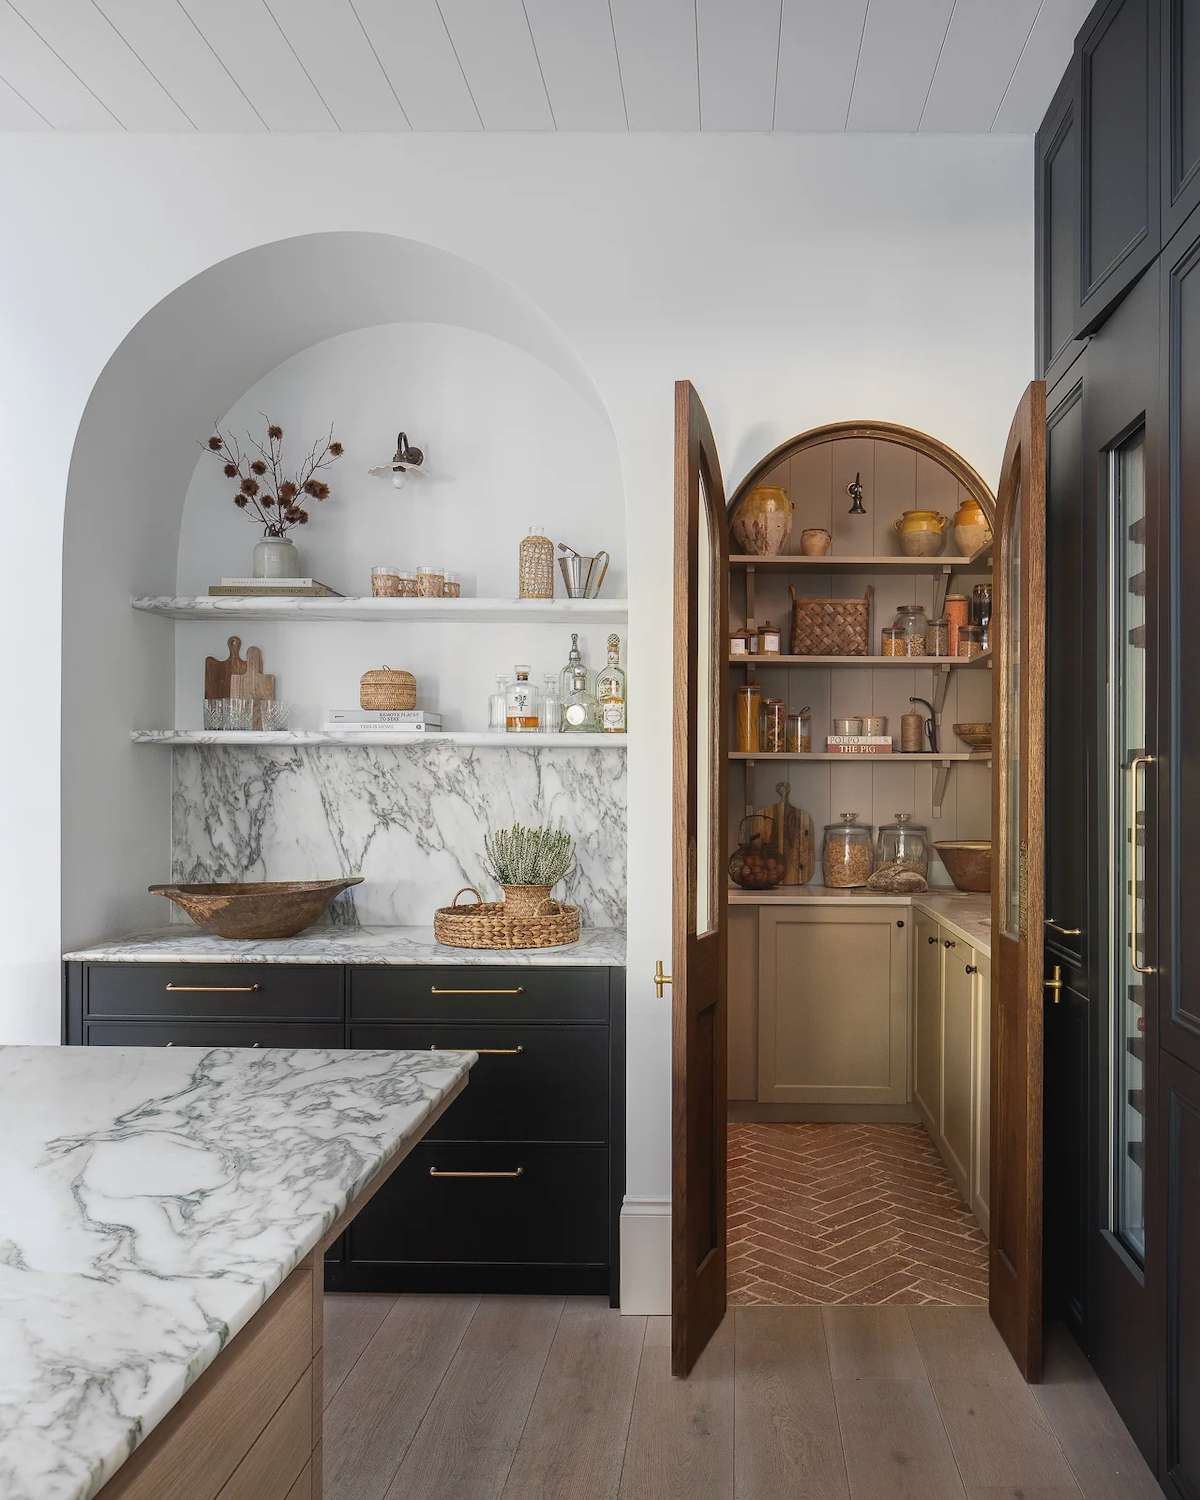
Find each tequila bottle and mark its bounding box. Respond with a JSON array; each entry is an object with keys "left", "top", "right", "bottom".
[
  {"left": 561, "top": 663, "right": 599, "bottom": 732},
  {"left": 596, "top": 633, "right": 627, "bottom": 733},
  {"left": 558, "top": 631, "right": 589, "bottom": 711},
  {"left": 505, "top": 666, "right": 540, "bottom": 733}
]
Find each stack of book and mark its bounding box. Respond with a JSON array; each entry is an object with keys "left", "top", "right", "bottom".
[
  {"left": 321, "top": 709, "right": 443, "bottom": 733},
  {"left": 208, "top": 578, "right": 341, "bottom": 598},
  {"left": 825, "top": 734, "right": 893, "bottom": 756}
]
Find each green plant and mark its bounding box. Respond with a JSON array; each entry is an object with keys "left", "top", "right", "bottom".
[{"left": 483, "top": 824, "right": 575, "bottom": 887}]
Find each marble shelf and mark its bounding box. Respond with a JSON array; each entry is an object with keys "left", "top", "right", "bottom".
[
  {"left": 132, "top": 729, "right": 628, "bottom": 748},
  {"left": 132, "top": 594, "right": 629, "bottom": 624}
]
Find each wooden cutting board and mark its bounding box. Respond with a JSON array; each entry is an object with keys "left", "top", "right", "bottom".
[
  {"left": 230, "top": 646, "right": 276, "bottom": 730},
  {"left": 755, "top": 782, "right": 815, "bottom": 887},
  {"left": 204, "top": 635, "right": 247, "bottom": 701}
]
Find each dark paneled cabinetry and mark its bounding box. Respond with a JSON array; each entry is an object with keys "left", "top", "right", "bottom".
[{"left": 63, "top": 960, "right": 625, "bottom": 1300}]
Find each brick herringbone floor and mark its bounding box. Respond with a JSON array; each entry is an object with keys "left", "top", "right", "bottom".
[{"left": 727, "top": 1122, "right": 989, "bottom": 1307}]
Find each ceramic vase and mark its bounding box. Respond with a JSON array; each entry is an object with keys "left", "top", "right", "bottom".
[
  {"left": 952, "top": 498, "right": 993, "bottom": 557},
  {"left": 732, "top": 486, "right": 794, "bottom": 556},
  {"left": 253, "top": 536, "right": 301, "bottom": 579}
]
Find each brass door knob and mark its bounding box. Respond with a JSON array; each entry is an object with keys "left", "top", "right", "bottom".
[
  {"left": 653, "top": 959, "right": 673, "bottom": 998},
  {"left": 1044, "top": 964, "right": 1064, "bottom": 1003}
]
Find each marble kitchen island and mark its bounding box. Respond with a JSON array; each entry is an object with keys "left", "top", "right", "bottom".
[{"left": 0, "top": 1043, "right": 475, "bottom": 1500}]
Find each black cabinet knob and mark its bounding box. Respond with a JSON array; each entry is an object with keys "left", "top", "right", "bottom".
[
  {"left": 944, "top": 939, "right": 956, "bottom": 949},
  {"left": 928, "top": 935, "right": 938, "bottom": 945},
  {"left": 897, "top": 920, "right": 905, "bottom": 928},
  {"left": 965, "top": 964, "right": 978, "bottom": 975}
]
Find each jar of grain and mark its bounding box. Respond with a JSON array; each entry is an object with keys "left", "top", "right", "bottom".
[
  {"left": 894, "top": 604, "right": 928, "bottom": 657},
  {"left": 929, "top": 616, "right": 950, "bottom": 657},
  {"left": 957, "top": 624, "right": 984, "bottom": 659},
  {"left": 371, "top": 565, "right": 402, "bottom": 597},
  {"left": 945, "top": 593, "right": 969, "bottom": 656},
  {"left": 881, "top": 626, "right": 904, "bottom": 657},
  {"left": 787, "top": 707, "right": 812, "bottom": 753},
  {"left": 760, "top": 697, "right": 786, "bottom": 753},
  {"left": 821, "top": 812, "right": 874, "bottom": 888},
  {"left": 735, "top": 684, "right": 762, "bottom": 752},
  {"left": 416, "top": 566, "right": 444, "bottom": 597}
]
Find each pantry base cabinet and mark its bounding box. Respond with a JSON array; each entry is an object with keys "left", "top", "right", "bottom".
[{"left": 757, "top": 906, "right": 909, "bottom": 1107}]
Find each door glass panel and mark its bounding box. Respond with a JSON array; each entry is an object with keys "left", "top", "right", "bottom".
[
  {"left": 1108, "top": 428, "right": 1146, "bottom": 1262},
  {"left": 1003, "top": 485, "right": 1023, "bottom": 939},
  {"left": 694, "top": 472, "right": 716, "bottom": 937}
]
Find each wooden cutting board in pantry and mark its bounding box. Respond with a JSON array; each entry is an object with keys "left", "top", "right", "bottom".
[
  {"left": 230, "top": 646, "right": 276, "bottom": 730},
  {"left": 204, "top": 635, "right": 248, "bottom": 700},
  {"left": 754, "top": 782, "right": 814, "bottom": 886}
]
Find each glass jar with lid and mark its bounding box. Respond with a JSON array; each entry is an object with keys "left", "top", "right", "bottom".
[
  {"left": 971, "top": 583, "right": 992, "bottom": 650},
  {"left": 756, "top": 621, "right": 782, "bottom": 656},
  {"left": 893, "top": 603, "right": 929, "bottom": 657},
  {"left": 735, "top": 684, "right": 761, "bottom": 752},
  {"left": 957, "top": 623, "right": 984, "bottom": 659},
  {"left": 928, "top": 616, "right": 950, "bottom": 657},
  {"left": 760, "top": 697, "right": 786, "bottom": 752},
  {"left": 821, "top": 812, "right": 874, "bottom": 888},
  {"left": 875, "top": 812, "right": 930, "bottom": 879},
  {"left": 787, "top": 706, "right": 812, "bottom": 753}
]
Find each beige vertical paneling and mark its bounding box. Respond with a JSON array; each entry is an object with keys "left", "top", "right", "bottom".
[
  {"left": 828, "top": 665, "right": 872, "bottom": 720},
  {"left": 915, "top": 452, "right": 961, "bottom": 521},
  {"left": 869, "top": 762, "right": 917, "bottom": 833},
  {"left": 828, "top": 762, "right": 873, "bottom": 826},
  {"left": 727, "top": 906, "right": 758, "bottom": 1100},
  {"left": 872, "top": 441, "right": 918, "bottom": 555},
  {"left": 830, "top": 439, "right": 875, "bottom": 554},
  {"left": 788, "top": 442, "right": 834, "bottom": 538}
]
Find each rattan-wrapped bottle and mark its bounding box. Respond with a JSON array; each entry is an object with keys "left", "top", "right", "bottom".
[{"left": 519, "top": 524, "right": 555, "bottom": 599}]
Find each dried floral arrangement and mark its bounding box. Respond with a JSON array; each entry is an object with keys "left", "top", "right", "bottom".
[
  {"left": 203, "top": 418, "right": 344, "bottom": 537},
  {"left": 483, "top": 824, "right": 575, "bottom": 888}
]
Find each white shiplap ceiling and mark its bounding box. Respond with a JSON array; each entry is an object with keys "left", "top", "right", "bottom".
[{"left": 0, "top": 0, "right": 1093, "bottom": 134}]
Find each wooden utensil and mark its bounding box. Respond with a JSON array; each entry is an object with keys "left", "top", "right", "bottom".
[
  {"left": 754, "top": 781, "right": 815, "bottom": 886},
  {"left": 230, "top": 645, "right": 276, "bottom": 731},
  {"left": 204, "top": 635, "right": 247, "bottom": 701}
]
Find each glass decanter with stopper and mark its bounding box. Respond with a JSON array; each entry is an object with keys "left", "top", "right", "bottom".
[
  {"left": 562, "top": 663, "right": 599, "bottom": 732},
  {"left": 558, "top": 632, "right": 590, "bottom": 710},
  {"left": 505, "top": 666, "right": 540, "bottom": 733},
  {"left": 596, "top": 633, "right": 627, "bottom": 733}
]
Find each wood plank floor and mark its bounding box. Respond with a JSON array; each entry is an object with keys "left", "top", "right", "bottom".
[{"left": 324, "top": 1297, "right": 1160, "bottom": 1500}]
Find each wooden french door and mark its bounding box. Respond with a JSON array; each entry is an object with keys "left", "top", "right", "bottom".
[
  {"left": 671, "top": 380, "right": 730, "bottom": 1377},
  {"left": 990, "top": 381, "right": 1048, "bottom": 1380}
]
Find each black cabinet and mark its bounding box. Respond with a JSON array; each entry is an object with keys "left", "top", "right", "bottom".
[
  {"left": 1161, "top": 1051, "right": 1200, "bottom": 1497},
  {"left": 1077, "top": 0, "right": 1161, "bottom": 334},
  {"left": 63, "top": 958, "right": 625, "bottom": 1301},
  {"left": 1162, "top": 0, "right": 1200, "bottom": 238},
  {"left": 1037, "top": 64, "right": 1085, "bottom": 387}
]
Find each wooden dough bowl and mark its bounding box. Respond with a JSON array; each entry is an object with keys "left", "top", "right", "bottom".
[
  {"left": 149, "top": 879, "right": 363, "bottom": 938},
  {"left": 932, "top": 842, "right": 992, "bottom": 894}
]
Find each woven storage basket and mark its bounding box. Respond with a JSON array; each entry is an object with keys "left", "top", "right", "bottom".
[
  {"left": 789, "top": 585, "right": 873, "bottom": 657},
  {"left": 434, "top": 886, "right": 580, "bottom": 949},
  {"left": 360, "top": 666, "right": 416, "bottom": 710}
]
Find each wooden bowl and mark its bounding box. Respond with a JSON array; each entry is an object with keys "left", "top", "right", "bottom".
[
  {"left": 954, "top": 721, "right": 993, "bottom": 751},
  {"left": 149, "top": 878, "right": 363, "bottom": 939},
  {"left": 933, "top": 842, "right": 992, "bottom": 893}
]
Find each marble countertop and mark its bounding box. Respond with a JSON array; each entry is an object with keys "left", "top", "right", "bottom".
[
  {"left": 64, "top": 925, "right": 627, "bottom": 967},
  {"left": 729, "top": 887, "right": 991, "bottom": 956},
  {"left": 0, "top": 1043, "right": 475, "bottom": 1500}
]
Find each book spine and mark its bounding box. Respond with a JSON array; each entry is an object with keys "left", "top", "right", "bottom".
[
  {"left": 321, "top": 724, "right": 442, "bottom": 733},
  {"left": 824, "top": 742, "right": 894, "bottom": 755},
  {"left": 825, "top": 735, "right": 893, "bottom": 746},
  {"left": 220, "top": 577, "right": 317, "bottom": 587},
  {"left": 325, "top": 712, "right": 442, "bottom": 724}
]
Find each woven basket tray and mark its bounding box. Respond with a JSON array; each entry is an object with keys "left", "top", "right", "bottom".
[
  {"left": 433, "top": 886, "right": 581, "bottom": 949},
  {"left": 789, "top": 585, "right": 873, "bottom": 656}
]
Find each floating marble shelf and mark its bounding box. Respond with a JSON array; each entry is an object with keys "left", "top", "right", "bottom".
[
  {"left": 132, "top": 595, "right": 629, "bottom": 624},
  {"left": 132, "top": 729, "right": 627, "bottom": 748}
]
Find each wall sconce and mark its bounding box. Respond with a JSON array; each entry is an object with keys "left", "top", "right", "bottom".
[
  {"left": 847, "top": 471, "right": 866, "bottom": 515},
  {"left": 368, "top": 432, "right": 428, "bottom": 490}
]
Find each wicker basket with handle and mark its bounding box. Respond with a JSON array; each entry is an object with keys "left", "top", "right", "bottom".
[
  {"left": 434, "top": 886, "right": 580, "bottom": 949},
  {"left": 789, "top": 585, "right": 873, "bottom": 657},
  {"left": 360, "top": 666, "right": 417, "bottom": 710}
]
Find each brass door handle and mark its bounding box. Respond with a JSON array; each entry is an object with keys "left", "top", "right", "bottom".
[
  {"left": 429, "top": 1167, "right": 525, "bottom": 1179},
  {"left": 1129, "top": 754, "right": 1156, "bottom": 975},
  {"left": 429, "top": 1044, "right": 523, "bottom": 1056},
  {"left": 654, "top": 959, "right": 673, "bottom": 998},
  {"left": 430, "top": 986, "right": 526, "bottom": 996},
  {"left": 165, "top": 983, "right": 260, "bottom": 993},
  {"left": 1045, "top": 964, "right": 1064, "bottom": 1003},
  {"left": 1045, "top": 917, "right": 1083, "bottom": 937}
]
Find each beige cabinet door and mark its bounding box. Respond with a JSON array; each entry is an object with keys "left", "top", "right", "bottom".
[
  {"left": 727, "top": 905, "right": 758, "bottom": 1102},
  {"left": 971, "top": 952, "right": 992, "bottom": 1235},
  {"left": 941, "top": 937, "right": 976, "bottom": 1202},
  {"left": 758, "top": 906, "right": 910, "bottom": 1105},
  {"left": 914, "top": 911, "right": 943, "bottom": 1132}
]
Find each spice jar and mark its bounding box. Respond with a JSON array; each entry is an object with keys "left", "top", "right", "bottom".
[
  {"left": 881, "top": 626, "right": 904, "bottom": 657},
  {"left": 735, "top": 684, "right": 762, "bottom": 752},
  {"left": 756, "top": 621, "right": 782, "bottom": 656},
  {"left": 957, "top": 624, "right": 984, "bottom": 659},
  {"left": 730, "top": 627, "right": 754, "bottom": 656},
  {"left": 416, "top": 566, "right": 444, "bottom": 597},
  {"left": 787, "top": 707, "right": 812, "bottom": 753},
  {"left": 395, "top": 571, "right": 418, "bottom": 597},
  {"left": 875, "top": 812, "right": 930, "bottom": 879},
  {"left": 929, "top": 617, "right": 950, "bottom": 657},
  {"left": 729, "top": 814, "right": 786, "bottom": 890},
  {"left": 894, "top": 603, "right": 928, "bottom": 657},
  {"left": 971, "top": 583, "right": 992, "bottom": 651},
  {"left": 821, "top": 812, "right": 874, "bottom": 888},
  {"left": 760, "top": 697, "right": 786, "bottom": 752},
  {"left": 371, "top": 565, "right": 402, "bottom": 597},
  {"left": 945, "top": 593, "right": 969, "bottom": 656},
  {"left": 442, "top": 573, "right": 462, "bottom": 598}
]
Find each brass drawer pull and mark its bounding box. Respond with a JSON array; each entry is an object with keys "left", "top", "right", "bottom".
[
  {"left": 1045, "top": 917, "right": 1083, "bottom": 937},
  {"left": 429, "top": 1166, "right": 525, "bottom": 1179},
  {"left": 165, "top": 983, "right": 261, "bottom": 993},
  {"left": 430, "top": 986, "right": 526, "bottom": 997},
  {"left": 430, "top": 1044, "right": 524, "bottom": 1056}
]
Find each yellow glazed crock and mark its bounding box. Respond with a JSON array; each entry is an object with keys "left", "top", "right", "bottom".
[
  {"left": 731, "top": 485, "right": 795, "bottom": 557},
  {"left": 895, "top": 509, "right": 949, "bottom": 535},
  {"left": 952, "top": 497, "right": 993, "bottom": 556}
]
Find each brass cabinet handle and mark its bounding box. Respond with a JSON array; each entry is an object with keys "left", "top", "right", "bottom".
[
  {"left": 430, "top": 986, "right": 526, "bottom": 996},
  {"left": 165, "top": 983, "right": 261, "bottom": 993},
  {"left": 1045, "top": 964, "right": 1064, "bottom": 1004},
  {"left": 429, "top": 1167, "right": 525, "bottom": 1179},
  {"left": 653, "top": 959, "right": 673, "bottom": 998},
  {"left": 1129, "top": 754, "right": 1156, "bottom": 975},
  {"left": 1045, "top": 917, "right": 1083, "bottom": 937},
  {"left": 429, "top": 1044, "right": 523, "bottom": 1056}
]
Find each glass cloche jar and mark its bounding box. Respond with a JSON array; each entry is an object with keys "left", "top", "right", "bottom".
[
  {"left": 821, "top": 812, "right": 874, "bottom": 888},
  {"left": 869, "top": 812, "right": 930, "bottom": 891}
]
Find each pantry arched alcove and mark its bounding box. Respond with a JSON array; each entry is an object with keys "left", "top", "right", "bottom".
[{"left": 60, "top": 231, "right": 625, "bottom": 951}]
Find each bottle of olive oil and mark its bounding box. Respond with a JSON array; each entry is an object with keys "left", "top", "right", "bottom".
[{"left": 596, "top": 633, "right": 627, "bottom": 734}]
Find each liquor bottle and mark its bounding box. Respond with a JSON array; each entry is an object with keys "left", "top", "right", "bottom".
[
  {"left": 596, "top": 633, "right": 627, "bottom": 734},
  {"left": 557, "top": 632, "right": 590, "bottom": 710},
  {"left": 505, "top": 666, "right": 540, "bottom": 733},
  {"left": 561, "top": 664, "right": 599, "bottom": 732}
]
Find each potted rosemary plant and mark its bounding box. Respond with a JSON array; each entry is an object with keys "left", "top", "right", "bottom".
[{"left": 483, "top": 824, "right": 575, "bottom": 917}]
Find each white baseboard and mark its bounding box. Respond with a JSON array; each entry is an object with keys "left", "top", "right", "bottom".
[{"left": 619, "top": 1197, "right": 671, "bottom": 1314}]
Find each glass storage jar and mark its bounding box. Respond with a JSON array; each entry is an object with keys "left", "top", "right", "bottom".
[
  {"left": 821, "top": 812, "right": 874, "bottom": 888},
  {"left": 730, "top": 627, "right": 754, "bottom": 656},
  {"left": 760, "top": 697, "right": 786, "bottom": 752},
  {"left": 875, "top": 812, "right": 930, "bottom": 878},
  {"left": 756, "top": 621, "right": 782, "bottom": 656},
  {"left": 945, "top": 593, "right": 969, "bottom": 655},
  {"left": 735, "top": 684, "right": 762, "bottom": 752},
  {"left": 957, "top": 623, "right": 984, "bottom": 659},
  {"left": 971, "top": 583, "right": 992, "bottom": 650},
  {"left": 929, "top": 616, "right": 950, "bottom": 656},
  {"left": 787, "top": 707, "right": 812, "bottom": 753},
  {"left": 893, "top": 604, "right": 929, "bottom": 657},
  {"left": 881, "top": 625, "right": 904, "bottom": 657}
]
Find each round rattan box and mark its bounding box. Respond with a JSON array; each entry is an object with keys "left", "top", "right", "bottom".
[{"left": 360, "top": 666, "right": 416, "bottom": 711}]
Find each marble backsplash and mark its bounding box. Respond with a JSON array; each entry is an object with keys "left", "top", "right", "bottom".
[{"left": 171, "top": 741, "right": 627, "bottom": 927}]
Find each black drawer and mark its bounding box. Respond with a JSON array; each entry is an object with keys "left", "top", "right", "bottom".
[
  {"left": 347, "top": 1142, "right": 609, "bottom": 1268},
  {"left": 84, "top": 1021, "right": 343, "bottom": 1048},
  {"left": 85, "top": 964, "right": 343, "bottom": 1021},
  {"left": 350, "top": 966, "right": 608, "bottom": 1022},
  {"left": 348, "top": 1022, "right": 609, "bottom": 1142}
]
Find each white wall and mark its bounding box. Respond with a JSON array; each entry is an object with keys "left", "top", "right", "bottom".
[{"left": 1, "top": 133, "right": 1032, "bottom": 1299}]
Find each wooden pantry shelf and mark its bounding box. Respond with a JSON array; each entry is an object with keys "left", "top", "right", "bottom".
[
  {"left": 131, "top": 730, "right": 627, "bottom": 748},
  {"left": 131, "top": 595, "right": 629, "bottom": 624},
  {"left": 728, "top": 544, "right": 992, "bottom": 574},
  {"left": 728, "top": 651, "right": 992, "bottom": 669},
  {"left": 729, "top": 751, "right": 988, "bottom": 762}
]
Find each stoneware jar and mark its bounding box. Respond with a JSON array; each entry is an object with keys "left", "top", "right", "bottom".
[
  {"left": 893, "top": 509, "right": 948, "bottom": 557},
  {"left": 731, "top": 486, "right": 795, "bottom": 556},
  {"left": 252, "top": 535, "right": 301, "bottom": 579},
  {"left": 799, "top": 527, "right": 832, "bottom": 556},
  {"left": 953, "top": 496, "right": 993, "bottom": 556}
]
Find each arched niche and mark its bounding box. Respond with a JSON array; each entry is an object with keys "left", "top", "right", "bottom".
[{"left": 61, "top": 232, "right": 620, "bottom": 950}]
